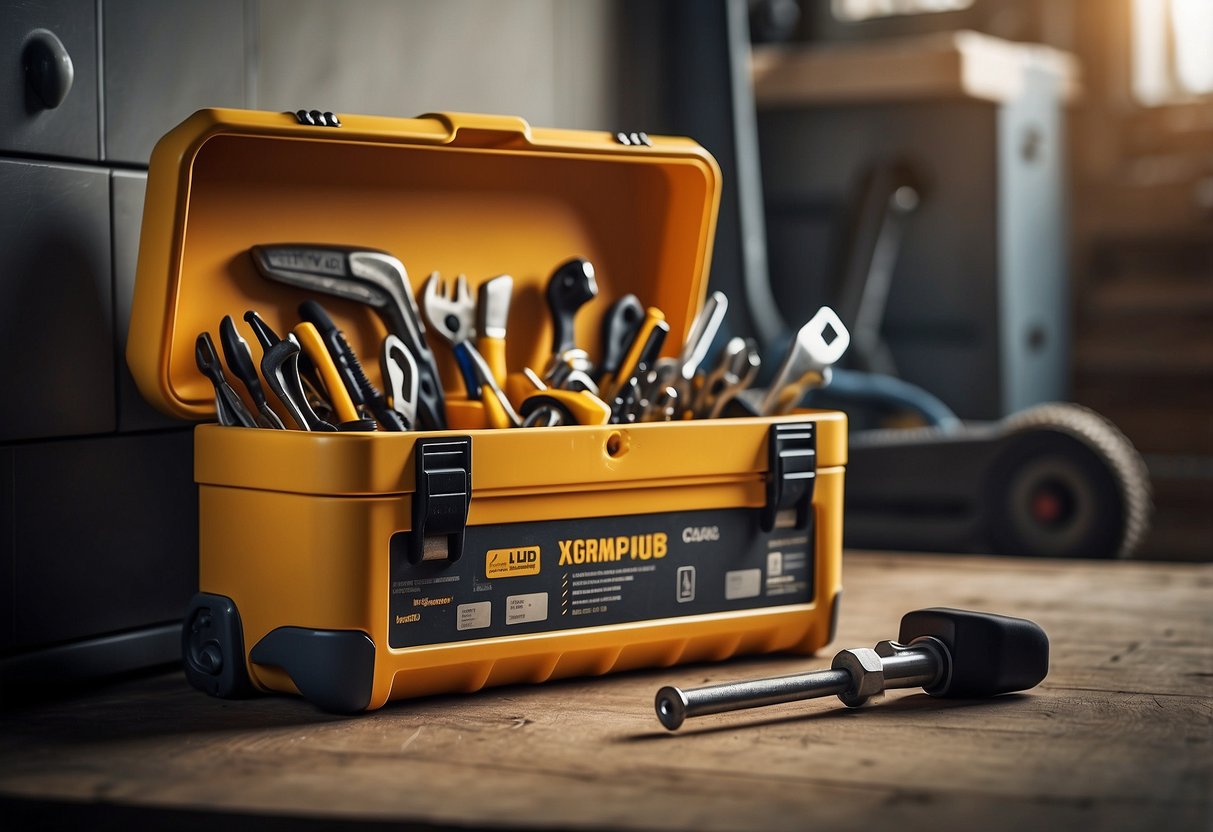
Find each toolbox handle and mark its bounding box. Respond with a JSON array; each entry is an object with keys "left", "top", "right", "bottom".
[{"left": 421, "top": 111, "right": 534, "bottom": 148}]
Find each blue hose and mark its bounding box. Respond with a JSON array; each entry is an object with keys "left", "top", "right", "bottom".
[{"left": 809, "top": 368, "right": 961, "bottom": 430}]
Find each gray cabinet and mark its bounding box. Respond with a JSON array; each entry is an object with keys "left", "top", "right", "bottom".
[
  {"left": 113, "top": 170, "right": 181, "bottom": 431},
  {"left": 102, "top": 0, "right": 248, "bottom": 165},
  {"left": 10, "top": 432, "right": 197, "bottom": 649},
  {"left": 0, "top": 159, "right": 114, "bottom": 442},
  {"left": 0, "top": 0, "right": 100, "bottom": 161}
]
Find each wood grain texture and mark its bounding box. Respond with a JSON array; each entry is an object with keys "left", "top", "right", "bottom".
[{"left": 1, "top": 552, "right": 1209, "bottom": 831}]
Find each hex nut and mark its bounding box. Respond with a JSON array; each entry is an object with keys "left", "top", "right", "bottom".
[{"left": 832, "top": 647, "right": 885, "bottom": 707}]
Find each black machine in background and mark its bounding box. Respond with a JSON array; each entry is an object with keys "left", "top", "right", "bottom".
[{"left": 619, "top": 0, "right": 1151, "bottom": 558}]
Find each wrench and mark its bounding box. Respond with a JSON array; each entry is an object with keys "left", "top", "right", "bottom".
[
  {"left": 543, "top": 258, "right": 598, "bottom": 385},
  {"left": 423, "top": 273, "right": 521, "bottom": 429},
  {"left": 693, "top": 337, "right": 761, "bottom": 419},
  {"left": 737, "top": 307, "right": 850, "bottom": 416},
  {"left": 381, "top": 334, "right": 419, "bottom": 431}
]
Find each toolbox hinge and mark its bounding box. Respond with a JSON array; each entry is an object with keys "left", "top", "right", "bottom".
[
  {"left": 763, "top": 422, "right": 816, "bottom": 532},
  {"left": 293, "top": 109, "right": 342, "bottom": 127},
  {"left": 409, "top": 437, "right": 472, "bottom": 565}
]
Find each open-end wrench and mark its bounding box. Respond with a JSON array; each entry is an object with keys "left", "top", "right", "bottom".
[
  {"left": 735, "top": 307, "right": 850, "bottom": 416},
  {"left": 250, "top": 244, "right": 446, "bottom": 430},
  {"left": 381, "top": 335, "right": 419, "bottom": 431},
  {"left": 423, "top": 273, "right": 521, "bottom": 429}
]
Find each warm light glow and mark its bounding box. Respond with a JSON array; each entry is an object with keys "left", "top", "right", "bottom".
[
  {"left": 831, "top": 0, "right": 974, "bottom": 22},
  {"left": 1133, "top": 0, "right": 1213, "bottom": 105}
]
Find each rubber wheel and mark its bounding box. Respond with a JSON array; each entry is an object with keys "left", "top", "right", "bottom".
[
  {"left": 984, "top": 404, "right": 1151, "bottom": 558},
  {"left": 182, "top": 593, "right": 254, "bottom": 698}
]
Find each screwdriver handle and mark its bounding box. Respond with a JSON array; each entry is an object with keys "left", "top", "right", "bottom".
[{"left": 899, "top": 607, "right": 1049, "bottom": 698}]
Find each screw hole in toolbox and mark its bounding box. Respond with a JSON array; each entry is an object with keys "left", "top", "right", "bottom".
[{"left": 606, "top": 431, "right": 628, "bottom": 458}]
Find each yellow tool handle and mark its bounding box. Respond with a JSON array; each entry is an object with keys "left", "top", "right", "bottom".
[
  {"left": 292, "top": 322, "right": 360, "bottom": 424},
  {"left": 609, "top": 307, "right": 666, "bottom": 400},
  {"left": 481, "top": 385, "right": 514, "bottom": 430},
  {"left": 478, "top": 335, "right": 508, "bottom": 389},
  {"left": 522, "top": 389, "right": 611, "bottom": 426}
]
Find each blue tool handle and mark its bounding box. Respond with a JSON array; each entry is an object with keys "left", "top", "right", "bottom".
[{"left": 453, "top": 343, "right": 483, "bottom": 399}]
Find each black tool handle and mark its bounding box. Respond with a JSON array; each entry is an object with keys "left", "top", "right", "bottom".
[
  {"left": 194, "top": 331, "right": 227, "bottom": 389},
  {"left": 547, "top": 258, "right": 598, "bottom": 355},
  {"left": 260, "top": 339, "right": 337, "bottom": 432},
  {"left": 899, "top": 607, "right": 1049, "bottom": 698},
  {"left": 598, "top": 294, "right": 644, "bottom": 380},
  {"left": 243, "top": 310, "right": 281, "bottom": 352},
  {"left": 220, "top": 316, "right": 267, "bottom": 406},
  {"left": 245, "top": 308, "right": 325, "bottom": 395}
]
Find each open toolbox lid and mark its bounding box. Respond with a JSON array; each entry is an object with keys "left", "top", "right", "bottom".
[{"left": 127, "top": 108, "right": 723, "bottom": 420}]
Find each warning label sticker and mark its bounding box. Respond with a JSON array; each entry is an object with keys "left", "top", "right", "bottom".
[
  {"left": 389, "top": 507, "right": 814, "bottom": 649},
  {"left": 486, "top": 546, "right": 541, "bottom": 578}
]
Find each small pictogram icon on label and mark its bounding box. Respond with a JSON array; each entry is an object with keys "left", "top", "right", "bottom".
[{"left": 676, "top": 566, "right": 696, "bottom": 603}]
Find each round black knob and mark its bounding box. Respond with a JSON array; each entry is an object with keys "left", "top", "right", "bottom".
[
  {"left": 899, "top": 608, "right": 1049, "bottom": 698},
  {"left": 22, "top": 29, "right": 74, "bottom": 110}
]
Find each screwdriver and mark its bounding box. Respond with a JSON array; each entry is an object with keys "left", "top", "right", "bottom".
[{"left": 654, "top": 607, "right": 1049, "bottom": 730}]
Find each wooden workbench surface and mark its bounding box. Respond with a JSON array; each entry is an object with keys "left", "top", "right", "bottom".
[{"left": 2, "top": 552, "right": 1210, "bottom": 831}]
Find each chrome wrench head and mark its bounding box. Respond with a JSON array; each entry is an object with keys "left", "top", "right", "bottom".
[
  {"left": 476, "top": 274, "right": 513, "bottom": 340},
  {"left": 380, "top": 334, "right": 419, "bottom": 430},
  {"left": 706, "top": 344, "right": 761, "bottom": 419},
  {"left": 678, "top": 291, "right": 728, "bottom": 382},
  {"left": 422, "top": 272, "right": 475, "bottom": 347},
  {"left": 423, "top": 272, "right": 521, "bottom": 427},
  {"left": 757, "top": 306, "right": 850, "bottom": 416},
  {"left": 693, "top": 337, "right": 746, "bottom": 417}
]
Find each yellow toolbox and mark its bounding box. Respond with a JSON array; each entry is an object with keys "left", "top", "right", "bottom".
[{"left": 127, "top": 108, "right": 847, "bottom": 712}]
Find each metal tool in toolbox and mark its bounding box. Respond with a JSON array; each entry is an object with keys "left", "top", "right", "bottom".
[
  {"left": 250, "top": 244, "right": 447, "bottom": 431},
  {"left": 197, "top": 247, "right": 852, "bottom": 433},
  {"left": 655, "top": 608, "right": 1049, "bottom": 730}
]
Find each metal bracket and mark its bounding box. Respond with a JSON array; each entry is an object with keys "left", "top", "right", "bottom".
[
  {"left": 763, "top": 422, "right": 816, "bottom": 532},
  {"left": 409, "top": 437, "right": 472, "bottom": 565},
  {"left": 294, "top": 109, "right": 341, "bottom": 127}
]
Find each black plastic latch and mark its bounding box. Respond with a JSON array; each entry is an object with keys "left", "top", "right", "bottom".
[
  {"left": 762, "top": 422, "right": 816, "bottom": 532},
  {"left": 409, "top": 437, "right": 472, "bottom": 565}
]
